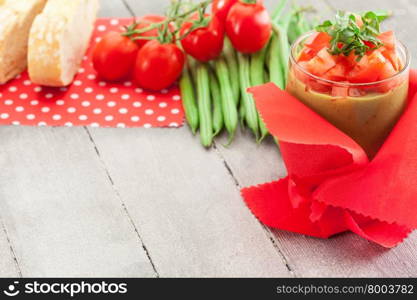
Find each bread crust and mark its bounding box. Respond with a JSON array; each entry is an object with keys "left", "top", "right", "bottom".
[
  {"left": 0, "top": 0, "right": 47, "bottom": 84},
  {"left": 28, "top": 0, "right": 99, "bottom": 87}
]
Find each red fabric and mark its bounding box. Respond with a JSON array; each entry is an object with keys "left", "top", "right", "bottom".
[
  {"left": 241, "top": 69, "right": 417, "bottom": 248},
  {"left": 0, "top": 19, "right": 184, "bottom": 128}
]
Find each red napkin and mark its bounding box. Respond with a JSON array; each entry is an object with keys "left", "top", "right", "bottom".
[
  {"left": 0, "top": 19, "right": 184, "bottom": 129},
  {"left": 241, "top": 69, "right": 417, "bottom": 248}
]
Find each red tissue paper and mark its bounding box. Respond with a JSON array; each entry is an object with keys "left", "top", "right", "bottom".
[
  {"left": 241, "top": 69, "right": 417, "bottom": 248},
  {"left": 0, "top": 19, "right": 184, "bottom": 129}
]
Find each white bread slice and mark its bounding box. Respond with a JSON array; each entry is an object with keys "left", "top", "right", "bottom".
[
  {"left": 28, "top": 0, "right": 99, "bottom": 87},
  {"left": 0, "top": 0, "right": 47, "bottom": 84}
]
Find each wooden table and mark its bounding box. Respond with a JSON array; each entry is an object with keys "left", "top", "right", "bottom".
[{"left": 0, "top": 0, "right": 416, "bottom": 278}]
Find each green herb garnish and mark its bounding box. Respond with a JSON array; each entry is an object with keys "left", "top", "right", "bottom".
[{"left": 316, "top": 11, "right": 389, "bottom": 61}]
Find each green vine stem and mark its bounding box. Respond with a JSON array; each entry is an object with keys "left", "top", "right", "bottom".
[{"left": 122, "top": 0, "right": 212, "bottom": 43}]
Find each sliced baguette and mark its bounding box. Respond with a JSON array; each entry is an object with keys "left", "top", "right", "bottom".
[
  {"left": 0, "top": 0, "right": 47, "bottom": 84},
  {"left": 28, "top": 0, "right": 99, "bottom": 87}
]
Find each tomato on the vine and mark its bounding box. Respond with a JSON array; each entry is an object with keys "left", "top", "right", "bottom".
[
  {"left": 226, "top": 0, "right": 271, "bottom": 54},
  {"left": 134, "top": 15, "right": 175, "bottom": 48},
  {"left": 92, "top": 31, "right": 140, "bottom": 81},
  {"left": 212, "top": 0, "right": 238, "bottom": 22},
  {"left": 180, "top": 14, "right": 225, "bottom": 62},
  {"left": 133, "top": 40, "right": 185, "bottom": 91}
]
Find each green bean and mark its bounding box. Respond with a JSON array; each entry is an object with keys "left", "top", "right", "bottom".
[
  {"left": 275, "top": 24, "right": 290, "bottom": 87},
  {"left": 288, "top": 13, "right": 310, "bottom": 44},
  {"left": 214, "top": 58, "right": 238, "bottom": 143},
  {"left": 274, "top": 5, "right": 293, "bottom": 89},
  {"left": 180, "top": 63, "right": 199, "bottom": 135},
  {"left": 299, "top": 17, "right": 311, "bottom": 33},
  {"left": 272, "top": 0, "right": 289, "bottom": 23},
  {"left": 288, "top": 14, "right": 301, "bottom": 44},
  {"left": 239, "top": 101, "right": 246, "bottom": 129},
  {"left": 196, "top": 63, "right": 213, "bottom": 148},
  {"left": 223, "top": 38, "right": 240, "bottom": 105},
  {"left": 258, "top": 119, "right": 269, "bottom": 143},
  {"left": 268, "top": 33, "right": 285, "bottom": 89},
  {"left": 250, "top": 45, "right": 268, "bottom": 86},
  {"left": 238, "top": 52, "right": 259, "bottom": 140},
  {"left": 278, "top": 8, "right": 293, "bottom": 29},
  {"left": 210, "top": 72, "right": 223, "bottom": 137},
  {"left": 250, "top": 44, "right": 270, "bottom": 143},
  {"left": 264, "top": 70, "right": 269, "bottom": 83}
]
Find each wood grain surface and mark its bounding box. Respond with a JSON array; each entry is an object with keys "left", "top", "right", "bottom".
[{"left": 0, "top": 0, "right": 415, "bottom": 278}]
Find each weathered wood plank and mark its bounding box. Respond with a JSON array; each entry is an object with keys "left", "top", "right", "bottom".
[
  {"left": 0, "top": 221, "right": 20, "bottom": 277},
  {"left": 0, "top": 0, "right": 156, "bottom": 278},
  {"left": 1, "top": 0, "right": 412, "bottom": 278},
  {"left": 0, "top": 126, "right": 156, "bottom": 277},
  {"left": 99, "top": 0, "right": 133, "bottom": 17},
  {"left": 88, "top": 127, "right": 291, "bottom": 277},
  {"left": 216, "top": 0, "right": 417, "bottom": 277},
  {"left": 123, "top": 0, "right": 168, "bottom": 16}
]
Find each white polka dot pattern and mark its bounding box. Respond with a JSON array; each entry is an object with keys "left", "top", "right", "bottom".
[{"left": 0, "top": 18, "right": 184, "bottom": 128}]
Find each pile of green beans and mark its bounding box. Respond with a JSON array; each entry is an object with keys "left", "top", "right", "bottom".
[{"left": 180, "top": 0, "right": 313, "bottom": 148}]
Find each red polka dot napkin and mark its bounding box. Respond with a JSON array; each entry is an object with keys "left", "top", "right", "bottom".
[
  {"left": 241, "top": 69, "right": 417, "bottom": 248},
  {"left": 0, "top": 18, "right": 184, "bottom": 128}
]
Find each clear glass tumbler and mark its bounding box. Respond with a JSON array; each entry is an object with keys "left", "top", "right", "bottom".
[{"left": 287, "top": 32, "right": 410, "bottom": 159}]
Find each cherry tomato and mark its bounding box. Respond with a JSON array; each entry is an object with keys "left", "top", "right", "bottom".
[
  {"left": 92, "top": 31, "right": 140, "bottom": 81},
  {"left": 133, "top": 40, "right": 185, "bottom": 91},
  {"left": 225, "top": 0, "right": 271, "bottom": 54},
  {"left": 180, "top": 14, "right": 225, "bottom": 62},
  {"left": 212, "top": 0, "right": 238, "bottom": 22},
  {"left": 134, "top": 15, "right": 175, "bottom": 48}
]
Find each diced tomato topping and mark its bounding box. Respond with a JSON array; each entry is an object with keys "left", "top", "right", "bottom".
[
  {"left": 304, "top": 32, "right": 332, "bottom": 53},
  {"left": 378, "top": 31, "right": 396, "bottom": 50},
  {"left": 324, "top": 63, "right": 348, "bottom": 81},
  {"left": 293, "top": 61, "right": 310, "bottom": 84},
  {"left": 379, "top": 58, "right": 397, "bottom": 79},
  {"left": 295, "top": 30, "right": 402, "bottom": 92},
  {"left": 306, "top": 48, "right": 337, "bottom": 76},
  {"left": 376, "top": 61, "right": 399, "bottom": 93},
  {"left": 308, "top": 79, "right": 332, "bottom": 94},
  {"left": 348, "top": 50, "right": 387, "bottom": 83},
  {"left": 364, "top": 40, "right": 377, "bottom": 51},
  {"left": 348, "top": 88, "right": 366, "bottom": 97},
  {"left": 298, "top": 47, "right": 316, "bottom": 62},
  {"left": 339, "top": 51, "right": 359, "bottom": 70},
  {"left": 380, "top": 46, "right": 402, "bottom": 71},
  {"left": 332, "top": 86, "right": 349, "bottom": 97}
]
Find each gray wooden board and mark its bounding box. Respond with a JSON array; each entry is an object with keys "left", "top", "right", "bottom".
[
  {"left": 0, "top": 221, "right": 19, "bottom": 277},
  {"left": 0, "top": 126, "right": 156, "bottom": 277},
  {"left": 0, "top": 1, "right": 156, "bottom": 278},
  {"left": 88, "top": 127, "right": 291, "bottom": 277},
  {"left": 0, "top": 0, "right": 415, "bottom": 278}
]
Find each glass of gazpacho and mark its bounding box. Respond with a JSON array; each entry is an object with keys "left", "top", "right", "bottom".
[{"left": 287, "top": 12, "right": 410, "bottom": 159}]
